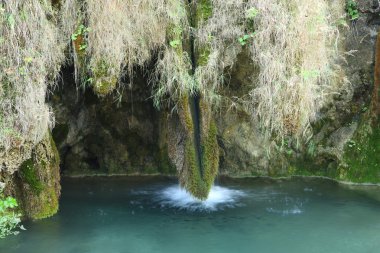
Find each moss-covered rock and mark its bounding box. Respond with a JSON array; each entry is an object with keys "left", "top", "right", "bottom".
[
  {"left": 157, "top": 112, "right": 176, "bottom": 175},
  {"left": 176, "top": 95, "right": 219, "bottom": 200},
  {"left": 51, "top": 68, "right": 164, "bottom": 176},
  {"left": 336, "top": 31, "right": 380, "bottom": 182},
  {"left": 19, "top": 159, "right": 44, "bottom": 195},
  {"left": 91, "top": 60, "right": 118, "bottom": 96},
  {"left": 339, "top": 119, "right": 380, "bottom": 183},
  {"left": 194, "top": 0, "right": 212, "bottom": 66},
  {"left": 17, "top": 133, "right": 61, "bottom": 220},
  {"left": 196, "top": 0, "right": 213, "bottom": 26}
]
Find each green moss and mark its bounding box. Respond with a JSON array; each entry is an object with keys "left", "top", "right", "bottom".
[
  {"left": 31, "top": 135, "right": 60, "bottom": 220},
  {"left": 19, "top": 159, "right": 44, "bottom": 195},
  {"left": 185, "top": 139, "right": 207, "bottom": 199},
  {"left": 141, "top": 166, "right": 159, "bottom": 175},
  {"left": 181, "top": 99, "right": 219, "bottom": 200},
  {"left": 31, "top": 187, "right": 59, "bottom": 220},
  {"left": 201, "top": 120, "right": 219, "bottom": 190},
  {"left": 91, "top": 60, "right": 118, "bottom": 96},
  {"left": 285, "top": 118, "right": 380, "bottom": 183},
  {"left": 341, "top": 121, "right": 380, "bottom": 183},
  {"left": 184, "top": 122, "right": 219, "bottom": 200},
  {"left": 197, "top": 46, "right": 210, "bottom": 67},
  {"left": 286, "top": 162, "right": 336, "bottom": 178},
  {"left": 180, "top": 95, "right": 194, "bottom": 133},
  {"left": 34, "top": 189, "right": 57, "bottom": 219},
  {"left": 18, "top": 133, "right": 60, "bottom": 220},
  {"left": 193, "top": 0, "right": 212, "bottom": 67},
  {"left": 196, "top": 0, "right": 213, "bottom": 25},
  {"left": 168, "top": 24, "right": 184, "bottom": 55},
  {"left": 158, "top": 146, "right": 176, "bottom": 175}
]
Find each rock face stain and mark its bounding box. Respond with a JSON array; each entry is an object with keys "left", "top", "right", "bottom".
[{"left": 372, "top": 31, "right": 380, "bottom": 121}]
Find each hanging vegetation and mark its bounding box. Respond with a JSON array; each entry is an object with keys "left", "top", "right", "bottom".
[
  {"left": 0, "top": 0, "right": 349, "bottom": 201},
  {"left": 0, "top": 0, "right": 65, "bottom": 167}
]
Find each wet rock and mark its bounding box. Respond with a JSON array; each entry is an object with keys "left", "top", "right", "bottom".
[{"left": 50, "top": 67, "right": 168, "bottom": 176}]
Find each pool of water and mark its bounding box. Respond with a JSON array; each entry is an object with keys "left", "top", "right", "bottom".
[{"left": 1, "top": 176, "right": 380, "bottom": 253}]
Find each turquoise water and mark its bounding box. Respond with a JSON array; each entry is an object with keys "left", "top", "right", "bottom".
[{"left": 1, "top": 177, "right": 380, "bottom": 253}]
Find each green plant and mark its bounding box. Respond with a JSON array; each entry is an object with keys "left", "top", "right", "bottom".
[
  {"left": 169, "top": 39, "right": 181, "bottom": 48},
  {"left": 238, "top": 32, "right": 256, "bottom": 46},
  {"left": 237, "top": 8, "right": 259, "bottom": 46},
  {"left": 347, "top": 139, "right": 356, "bottom": 148},
  {"left": 0, "top": 188, "right": 24, "bottom": 239},
  {"left": 301, "top": 69, "right": 320, "bottom": 80},
  {"left": 246, "top": 7, "right": 259, "bottom": 19},
  {"left": 71, "top": 24, "right": 89, "bottom": 51},
  {"left": 71, "top": 24, "right": 89, "bottom": 41},
  {"left": 346, "top": 0, "right": 359, "bottom": 21}
]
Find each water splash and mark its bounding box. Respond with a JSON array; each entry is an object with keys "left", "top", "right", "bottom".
[
  {"left": 266, "top": 206, "right": 303, "bottom": 216},
  {"left": 155, "top": 185, "right": 246, "bottom": 212}
]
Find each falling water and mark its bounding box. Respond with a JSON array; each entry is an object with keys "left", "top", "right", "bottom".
[{"left": 156, "top": 185, "right": 246, "bottom": 211}]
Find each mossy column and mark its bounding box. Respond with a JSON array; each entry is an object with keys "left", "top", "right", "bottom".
[
  {"left": 17, "top": 133, "right": 61, "bottom": 219},
  {"left": 175, "top": 0, "right": 218, "bottom": 200},
  {"left": 177, "top": 96, "right": 219, "bottom": 200}
]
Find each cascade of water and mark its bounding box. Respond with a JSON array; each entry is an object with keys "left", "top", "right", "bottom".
[{"left": 157, "top": 185, "right": 246, "bottom": 211}]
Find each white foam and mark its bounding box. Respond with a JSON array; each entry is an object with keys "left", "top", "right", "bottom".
[
  {"left": 266, "top": 206, "right": 303, "bottom": 215},
  {"left": 156, "top": 185, "right": 246, "bottom": 212}
]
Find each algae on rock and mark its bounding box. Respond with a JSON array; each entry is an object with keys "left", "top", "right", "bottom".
[
  {"left": 176, "top": 96, "right": 219, "bottom": 200},
  {"left": 338, "top": 30, "right": 380, "bottom": 183},
  {"left": 16, "top": 133, "right": 61, "bottom": 220}
]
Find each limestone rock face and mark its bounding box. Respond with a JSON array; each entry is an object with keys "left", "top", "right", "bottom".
[
  {"left": 51, "top": 68, "right": 172, "bottom": 176},
  {"left": 215, "top": 3, "right": 379, "bottom": 181},
  {"left": 1, "top": 133, "right": 60, "bottom": 220},
  {"left": 0, "top": 145, "right": 34, "bottom": 176},
  {"left": 216, "top": 112, "right": 272, "bottom": 176}
]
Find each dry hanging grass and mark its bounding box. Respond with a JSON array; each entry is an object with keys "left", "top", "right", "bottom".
[
  {"left": 194, "top": 0, "right": 348, "bottom": 142},
  {"left": 61, "top": 0, "right": 188, "bottom": 96},
  {"left": 194, "top": 0, "right": 247, "bottom": 105},
  {"left": 0, "top": 0, "right": 349, "bottom": 158},
  {"left": 153, "top": 47, "right": 195, "bottom": 109},
  {"left": 0, "top": 0, "right": 65, "bottom": 153},
  {"left": 247, "top": 0, "right": 347, "bottom": 142}
]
